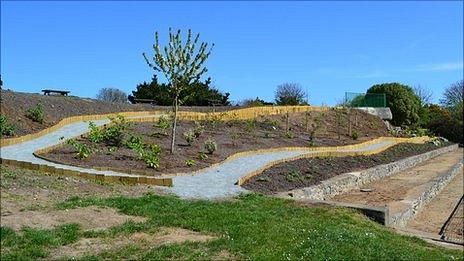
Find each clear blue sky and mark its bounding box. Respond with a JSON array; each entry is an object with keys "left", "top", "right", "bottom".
[{"left": 1, "top": 1, "right": 463, "bottom": 105}]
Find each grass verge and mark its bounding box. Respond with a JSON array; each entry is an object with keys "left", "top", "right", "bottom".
[{"left": 2, "top": 193, "right": 461, "bottom": 260}]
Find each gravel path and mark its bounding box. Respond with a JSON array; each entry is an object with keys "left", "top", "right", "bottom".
[{"left": 1, "top": 114, "right": 397, "bottom": 199}]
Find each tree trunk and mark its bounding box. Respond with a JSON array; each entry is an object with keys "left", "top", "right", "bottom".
[
  {"left": 286, "top": 111, "right": 289, "bottom": 132},
  {"left": 170, "top": 95, "right": 178, "bottom": 154}
]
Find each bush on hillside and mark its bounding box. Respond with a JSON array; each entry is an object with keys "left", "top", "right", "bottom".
[
  {"left": 25, "top": 103, "right": 44, "bottom": 124},
  {"left": 129, "top": 75, "right": 230, "bottom": 106},
  {"left": 367, "top": 83, "right": 420, "bottom": 126},
  {"left": 0, "top": 115, "right": 15, "bottom": 137},
  {"left": 423, "top": 104, "right": 463, "bottom": 144}
]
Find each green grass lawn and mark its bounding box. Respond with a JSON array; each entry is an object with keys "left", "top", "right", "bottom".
[{"left": 1, "top": 193, "right": 462, "bottom": 260}]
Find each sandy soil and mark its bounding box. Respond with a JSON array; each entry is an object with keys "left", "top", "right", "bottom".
[
  {"left": 51, "top": 227, "right": 217, "bottom": 259},
  {"left": 1, "top": 206, "right": 147, "bottom": 232}
]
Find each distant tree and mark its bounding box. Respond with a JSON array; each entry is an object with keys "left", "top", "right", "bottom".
[
  {"left": 413, "top": 85, "right": 433, "bottom": 106},
  {"left": 143, "top": 28, "right": 214, "bottom": 153},
  {"left": 96, "top": 88, "right": 128, "bottom": 103},
  {"left": 275, "top": 83, "right": 307, "bottom": 105},
  {"left": 129, "top": 75, "right": 230, "bottom": 106},
  {"left": 240, "top": 97, "right": 268, "bottom": 107},
  {"left": 367, "top": 83, "right": 421, "bottom": 126},
  {"left": 441, "top": 80, "right": 463, "bottom": 120}
]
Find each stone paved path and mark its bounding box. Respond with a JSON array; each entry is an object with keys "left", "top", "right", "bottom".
[{"left": 0, "top": 114, "right": 405, "bottom": 200}]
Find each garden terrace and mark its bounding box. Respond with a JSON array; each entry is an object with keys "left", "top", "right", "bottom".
[
  {"left": 243, "top": 142, "right": 452, "bottom": 194},
  {"left": 38, "top": 109, "right": 389, "bottom": 176}
]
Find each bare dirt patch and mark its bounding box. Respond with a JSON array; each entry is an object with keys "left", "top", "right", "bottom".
[
  {"left": 42, "top": 109, "right": 389, "bottom": 176},
  {"left": 243, "top": 142, "right": 452, "bottom": 194},
  {"left": 0, "top": 165, "right": 164, "bottom": 218},
  {"left": 51, "top": 227, "right": 216, "bottom": 259},
  {"left": 1, "top": 206, "right": 147, "bottom": 232}
]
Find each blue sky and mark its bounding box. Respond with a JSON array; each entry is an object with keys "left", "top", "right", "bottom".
[{"left": 1, "top": 1, "right": 463, "bottom": 105}]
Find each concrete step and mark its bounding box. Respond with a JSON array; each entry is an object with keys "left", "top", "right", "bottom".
[{"left": 330, "top": 149, "right": 463, "bottom": 227}]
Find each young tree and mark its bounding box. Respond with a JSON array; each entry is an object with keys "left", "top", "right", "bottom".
[
  {"left": 413, "top": 85, "right": 433, "bottom": 106},
  {"left": 275, "top": 83, "right": 307, "bottom": 105},
  {"left": 143, "top": 29, "right": 214, "bottom": 153}
]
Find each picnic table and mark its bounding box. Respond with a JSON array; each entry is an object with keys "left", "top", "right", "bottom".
[
  {"left": 132, "top": 98, "right": 156, "bottom": 104},
  {"left": 42, "top": 89, "right": 70, "bottom": 96}
]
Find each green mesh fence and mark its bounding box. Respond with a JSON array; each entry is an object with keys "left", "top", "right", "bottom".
[{"left": 345, "top": 92, "right": 386, "bottom": 108}]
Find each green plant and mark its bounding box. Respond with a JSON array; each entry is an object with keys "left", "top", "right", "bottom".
[
  {"left": 125, "top": 135, "right": 144, "bottom": 150},
  {"left": 104, "top": 115, "right": 130, "bottom": 146},
  {"left": 66, "top": 139, "right": 92, "bottom": 159},
  {"left": 185, "top": 159, "right": 196, "bottom": 167},
  {"left": 88, "top": 122, "right": 105, "bottom": 143},
  {"left": 143, "top": 28, "right": 214, "bottom": 154},
  {"left": 0, "top": 115, "right": 15, "bottom": 137},
  {"left": 155, "top": 115, "right": 171, "bottom": 135},
  {"left": 264, "top": 131, "right": 271, "bottom": 138},
  {"left": 25, "top": 103, "right": 44, "bottom": 123},
  {"left": 136, "top": 144, "right": 161, "bottom": 169},
  {"left": 285, "top": 131, "right": 294, "bottom": 139},
  {"left": 198, "top": 152, "right": 209, "bottom": 161},
  {"left": 204, "top": 138, "right": 217, "bottom": 154},
  {"left": 351, "top": 131, "right": 359, "bottom": 140},
  {"left": 108, "top": 146, "right": 118, "bottom": 153},
  {"left": 285, "top": 170, "right": 302, "bottom": 182},
  {"left": 193, "top": 122, "right": 205, "bottom": 138},
  {"left": 245, "top": 119, "right": 256, "bottom": 133},
  {"left": 183, "top": 129, "right": 196, "bottom": 146}
]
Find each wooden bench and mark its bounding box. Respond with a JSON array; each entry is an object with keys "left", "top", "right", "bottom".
[
  {"left": 133, "top": 98, "right": 156, "bottom": 104},
  {"left": 42, "top": 89, "right": 70, "bottom": 96}
]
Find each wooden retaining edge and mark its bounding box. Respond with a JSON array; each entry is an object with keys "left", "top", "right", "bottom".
[
  {"left": 235, "top": 136, "right": 431, "bottom": 186},
  {"left": 0, "top": 157, "right": 173, "bottom": 186},
  {"left": 1, "top": 105, "right": 324, "bottom": 147}
]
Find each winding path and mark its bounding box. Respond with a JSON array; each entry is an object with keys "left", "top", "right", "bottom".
[{"left": 0, "top": 113, "right": 411, "bottom": 200}]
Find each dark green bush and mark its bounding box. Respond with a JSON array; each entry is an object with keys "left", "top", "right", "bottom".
[
  {"left": 423, "top": 104, "right": 463, "bottom": 144},
  {"left": 26, "top": 103, "right": 44, "bottom": 124},
  {"left": 0, "top": 115, "right": 15, "bottom": 137},
  {"left": 367, "top": 83, "right": 420, "bottom": 126}
]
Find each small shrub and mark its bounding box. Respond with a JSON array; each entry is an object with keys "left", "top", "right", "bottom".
[
  {"left": 108, "top": 146, "right": 118, "bottom": 153},
  {"left": 26, "top": 103, "right": 44, "bottom": 123},
  {"left": 185, "top": 159, "right": 196, "bottom": 167},
  {"left": 351, "top": 131, "right": 359, "bottom": 140},
  {"left": 183, "top": 129, "right": 196, "bottom": 146},
  {"left": 193, "top": 122, "right": 205, "bottom": 138},
  {"left": 0, "top": 115, "right": 15, "bottom": 137},
  {"left": 66, "top": 139, "right": 92, "bottom": 159},
  {"left": 198, "top": 152, "right": 209, "bottom": 161},
  {"left": 88, "top": 122, "right": 104, "bottom": 143},
  {"left": 229, "top": 131, "right": 239, "bottom": 146},
  {"left": 285, "top": 131, "right": 294, "bottom": 139},
  {"left": 245, "top": 119, "right": 256, "bottom": 133},
  {"left": 136, "top": 144, "right": 161, "bottom": 169},
  {"left": 264, "top": 131, "right": 271, "bottom": 138},
  {"left": 125, "top": 135, "right": 144, "bottom": 150},
  {"left": 104, "top": 115, "right": 130, "bottom": 146},
  {"left": 155, "top": 115, "right": 171, "bottom": 135},
  {"left": 204, "top": 138, "right": 217, "bottom": 154},
  {"left": 285, "top": 170, "right": 302, "bottom": 182}
]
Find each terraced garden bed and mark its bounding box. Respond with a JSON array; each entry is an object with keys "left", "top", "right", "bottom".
[
  {"left": 39, "top": 110, "right": 389, "bottom": 176},
  {"left": 243, "top": 142, "right": 452, "bottom": 194}
]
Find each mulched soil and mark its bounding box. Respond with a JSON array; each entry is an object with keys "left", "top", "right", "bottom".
[
  {"left": 41, "top": 109, "right": 390, "bottom": 176},
  {"left": 0, "top": 90, "right": 237, "bottom": 137},
  {"left": 242, "top": 142, "right": 452, "bottom": 194}
]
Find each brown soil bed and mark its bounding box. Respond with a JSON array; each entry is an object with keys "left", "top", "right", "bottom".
[
  {"left": 242, "top": 142, "right": 452, "bottom": 195},
  {"left": 0, "top": 90, "right": 237, "bottom": 137},
  {"left": 41, "top": 110, "right": 389, "bottom": 176}
]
